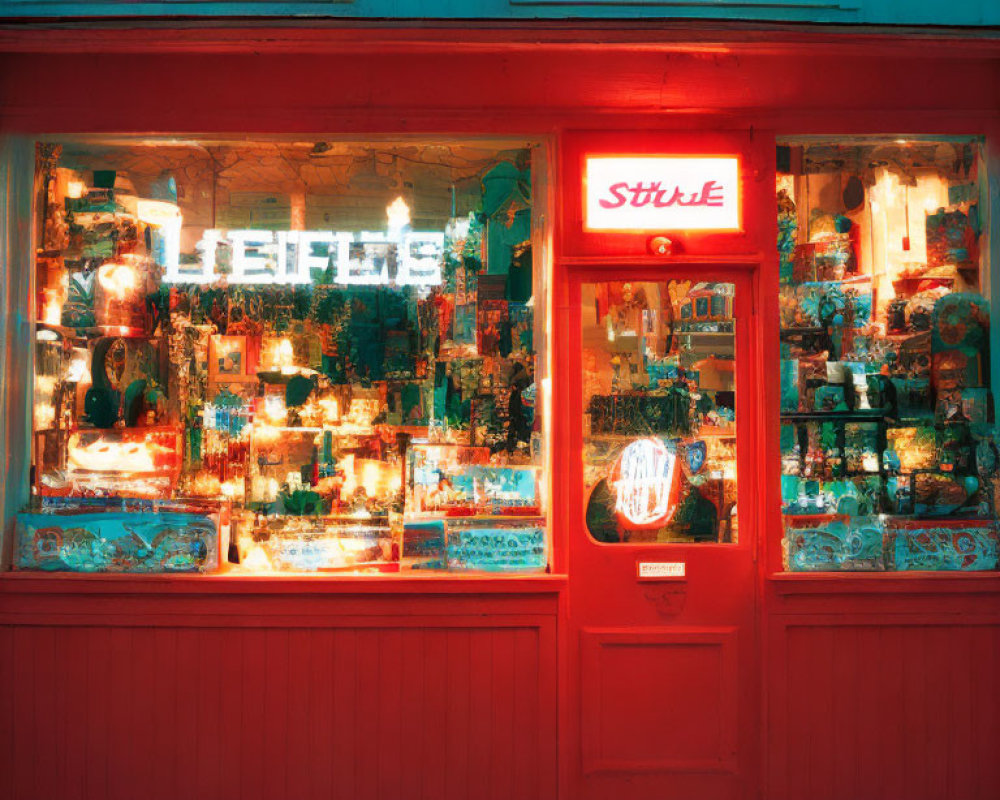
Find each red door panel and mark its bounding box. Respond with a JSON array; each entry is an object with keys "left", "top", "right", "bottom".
[
  {"left": 581, "top": 628, "right": 739, "bottom": 774},
  {"left": 563, "top": 265, "right": 760, "bottom": 800}
]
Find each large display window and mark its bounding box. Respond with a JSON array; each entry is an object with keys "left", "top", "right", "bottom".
[
  {"left": 776, "top": 137, "right": 997, "bottom": 572},
  {"left": 21, "top": 138, "right": 549, "bottom": 575}
]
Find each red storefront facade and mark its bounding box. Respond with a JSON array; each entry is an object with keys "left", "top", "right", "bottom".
[{"left": 1, "top": 21, "right": 999, "bottom": 800}]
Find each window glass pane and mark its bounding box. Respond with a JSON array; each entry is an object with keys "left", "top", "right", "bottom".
[
  {"left": 777, "top": 137, "right": 998, "bottom": 572},
  {"left": 582, "top": 279, "right": 738, "bottom": 544},
  {"left": 25, "top": 139, "right": 547, "bottom": 574}
]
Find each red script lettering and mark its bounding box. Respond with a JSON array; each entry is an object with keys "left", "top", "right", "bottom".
[{"left": 598, "top": 180, "right": 725, "bottom": 209}]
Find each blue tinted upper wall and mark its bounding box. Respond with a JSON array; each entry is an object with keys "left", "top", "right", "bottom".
[{"left": 1, "top": 0, "right": 998, "bottom": 27}]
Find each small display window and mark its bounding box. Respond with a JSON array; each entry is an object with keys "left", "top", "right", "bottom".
[{"left": 776, "top": 137, "right": 997, "bottom": 572}]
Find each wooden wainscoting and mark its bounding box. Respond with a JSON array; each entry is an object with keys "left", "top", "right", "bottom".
[{"left": 0, "top": 577, "right": 560, "bottom": 800}]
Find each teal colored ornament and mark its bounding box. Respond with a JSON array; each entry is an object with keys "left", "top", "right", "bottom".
[
  {"left": 83, "top": 387, "right": 120, "bottom": 429},
  {"left": 285, "top": 375, "right": 315, "bottom": 407}
]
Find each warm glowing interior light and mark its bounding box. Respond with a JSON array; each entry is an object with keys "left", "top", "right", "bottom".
[
  {"left": 136, "top": 198, "right": 182, "bottom": 227},
  {"left": 219, "top": 479, "right": 244, "bottom": 501},
  {"left": 241, "top": 546, "right": 272, "bottom": 572},
  {"left": 34, "top": 403, "right": 56, "bottom": 429},
  {"left": 386, "top": 196, "right": 411, "bottom": 234},
  {"left": 68, "top": 438, "right": 156, "bottom": 473},
  {"left": 340, "top": 454, "right": 357, "bottom": 496},
  {"left": 318, "top": 395, "right": 340, "bottom": 424},
  {"left": 66, "top": 356, "right": 91, "bottom": 383},
  {"left": 263, "top": 396, "right": 287, "bottom": 425},
  {"left": 98, "top": 262, "right": 138, "bottom": 298},
  {"left": 66, "top": 180, "right": 85, "bottom": 199},
  {"left": 42, "top": 299, "right": 62, "bottom": 326},
  {"left": 361, "top": 459, "right": 382, "bottom": 496}
]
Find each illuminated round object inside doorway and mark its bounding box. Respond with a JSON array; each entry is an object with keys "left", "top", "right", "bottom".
[{"left": 610, "top": 437, "right": 680, "bottom": 529}]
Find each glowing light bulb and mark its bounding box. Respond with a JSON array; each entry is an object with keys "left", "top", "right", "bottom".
[
  {"left": 42, "top": 299, "right": 62, "bottom": 326},
  {"left": 263, "top": 395, "right": 287, "bottom": 424},
  {"left": 277, "top": 338, "right": 295, "bottom": 373},
  {"left": 386, "top": 196, "right": 410, "bottom": 235},
  {"left": 66, "top": 357, "right": 91, "bottom": 383},
  {"left": 136, "top": 198, "right": 182, "bottom": 227},
  {"left": 98, "top": 262, "right": 137, "bottom": 299}
]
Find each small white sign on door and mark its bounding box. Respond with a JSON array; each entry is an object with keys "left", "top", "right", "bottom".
[{"left": 638, "top": 561, "right": 686, "bottom": 578}]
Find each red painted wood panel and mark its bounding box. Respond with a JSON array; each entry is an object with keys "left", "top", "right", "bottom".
[
  {"left": 0, "top": 48, "right": 996, "bottom": 137},
  {"left": 0, "top": 616, "right": 556, "bottom": 800},
  {"left": 580, "top": 628, "right": 739, "bottom": 775},
  {"left": 769, "top": 618, "right": 1000, "bottom": 800}
]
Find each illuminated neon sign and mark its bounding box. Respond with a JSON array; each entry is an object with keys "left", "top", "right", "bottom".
[
  {"left": 163, "top": 229, "right": 445, "bottom": 287},
  {"left": 609, "top": 437, "right": 680, "bottom": 529},
  {"left": 585, "top": 156, "right": 740, "bottom": 232}
]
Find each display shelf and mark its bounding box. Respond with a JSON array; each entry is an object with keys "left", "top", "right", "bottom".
[
  {"left": 779, "top": 326, "right": 827, "bottom": 336},
  {"left": 770, "top": 570, "right": 1000, "bottom": 595},
  {"left": 780, "top": 410, "right": 891, "bottom": 423},
  {"left": 0, "top": 569, "right": 567, "bottom": 595},
  {"left": 35, "top": 321, "right": 80, "bottom": 339}
]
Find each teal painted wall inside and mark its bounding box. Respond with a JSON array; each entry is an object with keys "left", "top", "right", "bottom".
[{"left": 0, "top": 0, "right": 998, "bottom": 27}]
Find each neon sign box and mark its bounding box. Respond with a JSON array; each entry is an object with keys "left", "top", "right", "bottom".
[
  {"left": 609, "top": 437, "right": 681, "bottom": 530},
  {"left": 164, "top": 229, "right": 445, "bottom": 287},
  {"left": 585, "top": 156, "right": 740, "bottom": 232}
]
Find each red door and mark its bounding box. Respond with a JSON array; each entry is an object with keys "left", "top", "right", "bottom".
[{"left": 562, "top": 264, "right": 760, "bottom": 800}]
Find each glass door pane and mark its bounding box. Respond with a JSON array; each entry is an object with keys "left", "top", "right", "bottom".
[{"left": 581, "top": 279, "right": 738, "bottom": 544}]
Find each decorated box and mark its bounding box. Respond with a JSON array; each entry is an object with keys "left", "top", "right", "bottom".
[
  {"left": 402, "top": 519, "right": 448, "bottom": 569},
  {"left": 886, "top": 519, "right": 999, "bottom": 571},
  {"left": 402, "top": 517, "right": 547, "bottom": 573},
  {"left": 36, "top": 425, "right": 183, "bottom": 499},
  {"left": 445, "top": 518, "right": 547, "bottom": 573},
  {"left": 783, "top": 514, "right": 885, "bottom": 571},
  {"left": 15, "top": 510, "right": 218, "bottom": 573}
]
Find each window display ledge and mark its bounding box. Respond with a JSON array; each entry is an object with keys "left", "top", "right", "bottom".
[
  {"left": 770, "top": 571, "right": 1000, "bottom": 595},
  {"left": 0, "top": 570, "right": 567, "bottom": 596}
]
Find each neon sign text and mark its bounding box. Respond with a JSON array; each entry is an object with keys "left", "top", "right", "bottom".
[
  {"left": 164, "top": 229, "right": 445, "bottom": 287},
  {"left": 610, "top": 437, "right": 680, "bottom": 529},
  {"left": 598, "top": 180, "right": 725, "bottom": 209}
]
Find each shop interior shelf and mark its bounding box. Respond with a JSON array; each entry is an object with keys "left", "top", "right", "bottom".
[{"left": 780, "top": 409, "right": 891, "bottom": 423}]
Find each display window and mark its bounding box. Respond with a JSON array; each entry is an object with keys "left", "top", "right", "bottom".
[
  {"left": 581, "top": 279, "right": 739, "bottom": 544},
  {"left": 776, "top": 137, "right": 998, "bottom": 572},
  {"left": 22, "top": 138, "right": 549, "bottom": 575}
]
